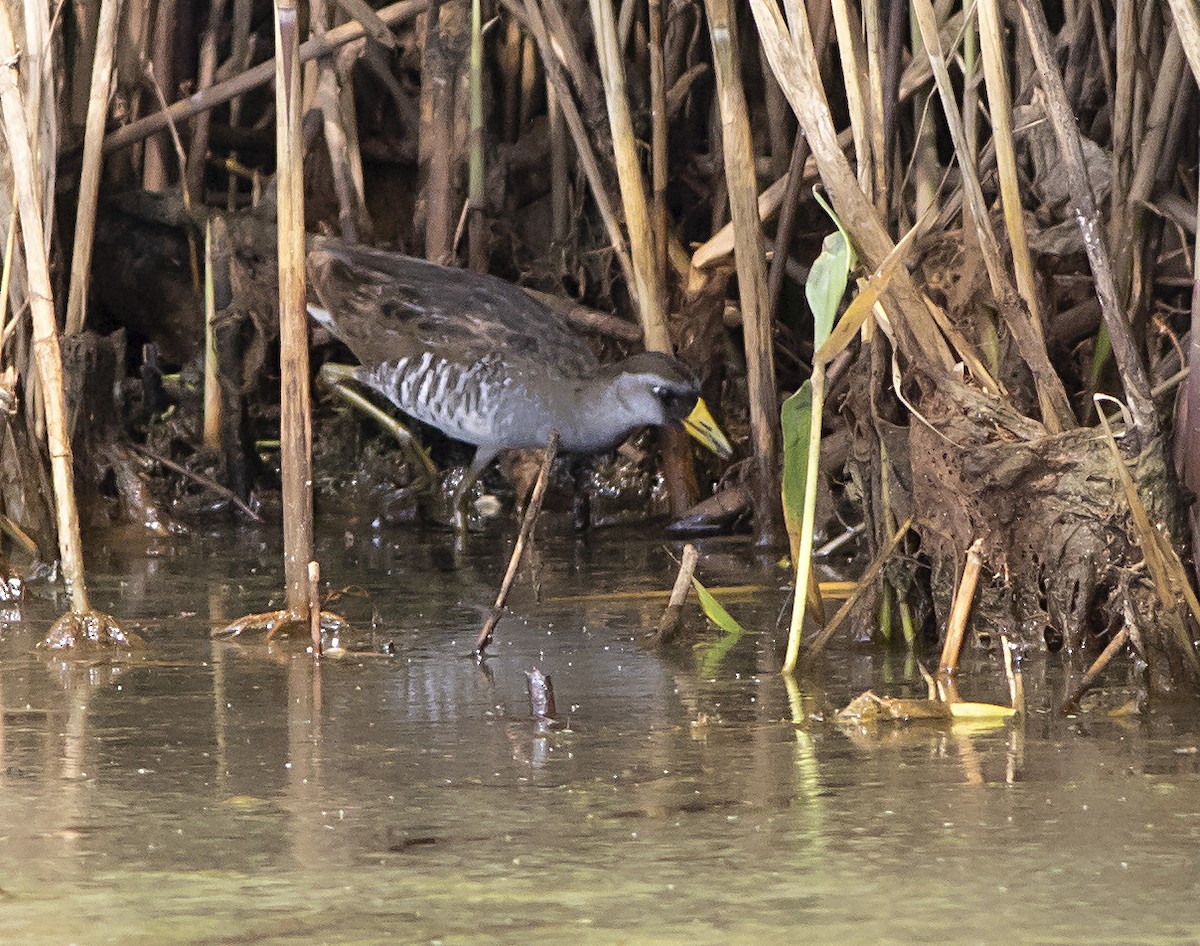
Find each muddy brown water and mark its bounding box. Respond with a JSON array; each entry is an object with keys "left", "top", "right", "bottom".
[{"left": 0, "top": 520, "right": 1198, "bottom": 945}]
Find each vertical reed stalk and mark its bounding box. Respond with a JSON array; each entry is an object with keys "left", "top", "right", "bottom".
[
  {"left": 588, "top": 0, "right": 666, "bottom": 344},
  {"left": 143, "top": 0, "right": 176, "bottom": 190},
  {"left": 467, "top": 0, "right": 487, "bottom": 271},
  {"left": 0, "top": 11, "right": 89, "bottom": 612},
  {"left": 203, "top": 221, "right": 221, "bottom": 449},
  {"left": 978, "top": 0, "right": 1040, "bottom": 348},
  {"left": 65, "top": 0, "right": 124, "bottom": 337},
  {"left": 648, "top": 0, "right": 668, "bottom": 295},
  {"left": 829, "top": 0, "right": 872, "bottom": 196},
  {"left": 1016, "top": 0, "right": 1157, "bottom": 438},
  {"left": 274, "top": 0, "right": 317, "bottom": 619},
  {"left": 705, "top": 0, "right": 782, "bottom": 545},
  {"left": 862, "top": 0, "right": 886, "bottom": 209},
  {"left": 517, "top": 0, "right": 637, "bottom": 291},
  {"left": 547, "top": 83, "right": 569, "bottom": 245}
]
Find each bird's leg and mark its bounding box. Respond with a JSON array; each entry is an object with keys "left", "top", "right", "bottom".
[
  {"left": 317, "top": 362, "right": 439, "bottom": 491},
  {"left": 451, "top": 446, "right": 499, "bottom": 534},
  {"left": 570, "top": 456, "right": 592, "bottom": 531}
]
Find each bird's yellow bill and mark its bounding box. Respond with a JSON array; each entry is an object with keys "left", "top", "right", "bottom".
[{"left": 683, "top": 398, "right": 733, "bottom": 458}]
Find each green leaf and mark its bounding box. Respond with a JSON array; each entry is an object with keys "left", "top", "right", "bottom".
[
  {"left": 780, "top": 380, "right": 813, "bottom": 563},
  {"left": 691, "top": 577, "right": 747, "bottom": 636},
  {"left": 806, "top": 192, "right": 854, "bottom": 349},
  {"left": 691, "top": 577, "right": 748, "bottom": 677}
]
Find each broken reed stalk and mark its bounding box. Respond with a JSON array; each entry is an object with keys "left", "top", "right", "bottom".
[
  {"left": 705, "top": 0, "right": 782, "bottom": 546},
  {"left": 654, "top": 542, "right": 699, "bottom": 645},
  {"left": 65, "top": 0, "right": 124, "bottom": 336},
  {"left": 474, "top": 431, "right": 559, "bottom": 655},
  {"left": 274, "top": 0, "right": 317, "bottom": 620},
  {"left": 0, "top": 13, "right": 90, "bottom": 613},
  {"left": 308, "top": 560, "right": 322, "bottom": 656},
  {"left": 938, "top": 538, "right": 983, "bottom": 673},
  {"left": 102, "top": 0, "right": 430, "bottom": 155}
]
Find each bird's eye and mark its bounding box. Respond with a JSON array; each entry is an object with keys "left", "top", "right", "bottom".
[{"left": 651, "top": 385, "right": 666, "bottom": 398}]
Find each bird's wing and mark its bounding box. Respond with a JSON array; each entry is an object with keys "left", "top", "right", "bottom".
[{"left": 307, "top": 240, "right": 598, "bottom": 375}]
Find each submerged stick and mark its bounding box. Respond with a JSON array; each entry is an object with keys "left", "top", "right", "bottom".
[
  {"left": 129, "top": 442, "right": 262, "bottom": 521},
  {"left": 474, "top": 431, "right": 559, "bottom": 655},
  {"left": 1061, "top": 626, "right": 1129, "bottom": 715},
  {"left": 939, "top": 539, "right": 984, "bottom": 673}
]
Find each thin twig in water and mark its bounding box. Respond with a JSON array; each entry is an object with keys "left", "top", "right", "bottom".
[
  {"left": 803, "top": 516, "right": 913, "bottom": 661},
  {"left": 474, "top": 431, "right": 559, "bottom": 655},
  {"left": 129, "top": 442, "right": 263, "bottom": 521}
]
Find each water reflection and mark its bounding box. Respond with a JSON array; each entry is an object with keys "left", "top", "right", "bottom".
[{"left": 0, "top": 525, "right": 1195, "bottom": 943}]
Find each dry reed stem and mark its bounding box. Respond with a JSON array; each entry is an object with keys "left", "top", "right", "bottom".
[
  {"left": 829, "top": 0, "right": 872, "bottom": 196},
  {"left": 977, "top": 0, "right": 1041, "bottom": 363},
  {"left": 186, "top": 0, "right": 229, "bottom": 203},
  {"left": 1016, "top": 0, "right": 1157, "bottom": 439},
  {"left": 938, "top": 538, "right": 983, "bottom": 673},
  {"left": 508, "top": 0, "right": 636, "bottom": 293},
  {"left": 911, "top": 0, "right": 1073, "bottom": 432},
  {"left": 274, "top": 0, "right": 317, "bottom": 619},
  {"left": 648, "top": 0, "right": 668, "bottom": 298},
  {"left": 65, "top": 0, "right": 123, "bottom": 337},
  {"left": 749, "top": 0, "right": 956, "bottom": 374},
  {"left": 1167, "top": 0, "right": 1200, "bottom": 83},
  {"left": 862, "top": 0, "right": 886, "bottom": 208},
  {"left": 588, "top": 0, "right": 665, "bottom": 345},
  {"left": 705, "top": 0, "right": 781, "bottom": 545},
  {"left": 143, "top": 0, "right": 177, "bottom": 191},
  {"left": 1110, "top": 0, "right": 1135, "bottom": 244},
  {"left": 0, "top": 12, "right": 89, "bottom": 612},
  {"left": 103, "top": 0, "right": 431, "bottom": 155}
]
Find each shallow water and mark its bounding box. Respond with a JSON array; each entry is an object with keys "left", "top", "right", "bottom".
[{"left": 1, "top": 521, "right": 1198, "bottom": 945}]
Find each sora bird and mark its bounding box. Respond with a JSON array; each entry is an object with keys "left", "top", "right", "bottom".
[{"left": 306, "top": 239, "right": 731, "bottom": 520}]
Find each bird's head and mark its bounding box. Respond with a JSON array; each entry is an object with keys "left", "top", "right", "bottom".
[{"left": 604, "top": 352, "right": 733, "bottom": 458}]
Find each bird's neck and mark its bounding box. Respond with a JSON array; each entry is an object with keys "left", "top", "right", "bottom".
[{"left": 553, "top": 376, "right": 643, "bottom": 453}]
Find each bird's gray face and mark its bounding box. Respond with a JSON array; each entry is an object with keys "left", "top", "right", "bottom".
[{"left": 612, "top": 370, "right": 700, "bottom": 427}]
